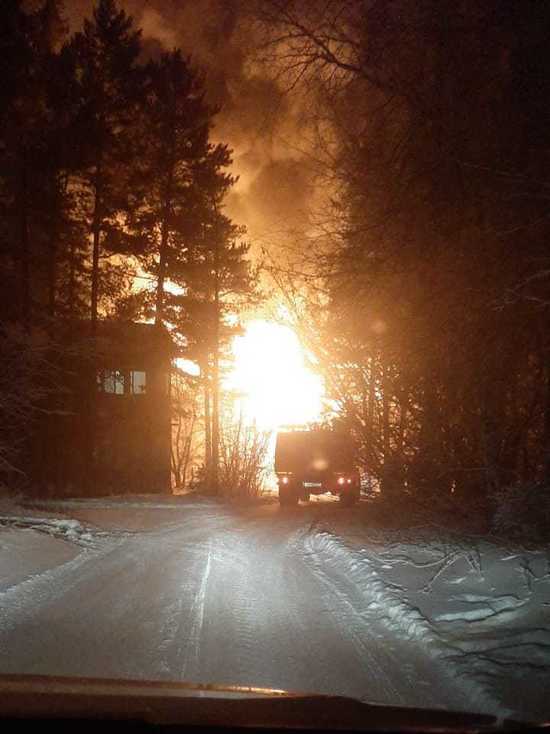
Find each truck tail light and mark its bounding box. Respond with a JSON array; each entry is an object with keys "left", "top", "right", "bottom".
[{"left": 337, "top": 477, "right": 345, "bottom": 485}]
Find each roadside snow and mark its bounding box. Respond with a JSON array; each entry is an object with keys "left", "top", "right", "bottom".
[
  {"left": 309, "top": 517, "right": 550, "bottom": 721},
  {"left": 0, "top": 528, "right": 80, "bottom": 593},
  {"left": 0, "top": 496, "right": 123, "bottom": 592},
  {"left": 0, "top": 514, "right": 103, "bottom": 546}
]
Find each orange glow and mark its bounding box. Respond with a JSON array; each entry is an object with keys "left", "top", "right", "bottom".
[
  {"left": 227, "top": 320, "right": 324, "bottom": 430},
  {"left": 176, "top": 358, "right": 200, "bottom": 376}
]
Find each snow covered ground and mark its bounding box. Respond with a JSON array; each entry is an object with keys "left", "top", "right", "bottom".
[{"left": 0, "top": 494, "right": 549, "bottom": 723}]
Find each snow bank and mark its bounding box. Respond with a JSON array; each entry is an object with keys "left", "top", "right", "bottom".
[
  {"left": 28, "top": 494, "right": 197, "bottom": 511},
  {"left": 0, "top": 496, "right": 126, "bottom": 548},
  {"left": 0, "top": 511, "right": 111, "bottom": 548},
  {"left": 0, "top": 528, "right": 80, "bottom": 593},
  {"left": 305, "top": 521, "right": 550, "bottom": 722}
]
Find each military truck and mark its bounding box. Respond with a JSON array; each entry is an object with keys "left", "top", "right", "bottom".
[{"left": 274, "top": 429, "right": 360, "bottom": 506}]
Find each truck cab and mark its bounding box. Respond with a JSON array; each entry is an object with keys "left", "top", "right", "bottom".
[{"left": 274, "top": 429, "right": 360, "bottom": 506}]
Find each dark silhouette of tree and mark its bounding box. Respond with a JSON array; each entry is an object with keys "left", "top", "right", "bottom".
[
  {"left": 68, "top": 0, "right": 143, "bottom": 329},
  {"left": 170, "top": 208, "right": 258, "bottom": 493},
  {"left": 123, "top": 46, "right": 258, "bottom": 492},
  {"left": 0, "top": 0, "right": 259, "bottom": 495},
  {"left": 129, "top": 49, "right": 235, "bottom": 327},
  {"left": 0, "top": 0, "right": 48, "bottom": 325},
  {"left": 260, "top": 0, "right": 550, "bottom": 523},
  {"left": 0, "top": 0, "right": 80, "bottom": 483}
]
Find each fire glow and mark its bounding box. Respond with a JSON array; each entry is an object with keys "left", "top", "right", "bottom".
[{"left": 227, "top": 320, "right": 324, "bottom": 430}]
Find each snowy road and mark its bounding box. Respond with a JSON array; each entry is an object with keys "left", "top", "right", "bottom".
[{"left": 1, "top": 496, "right": 549, "bottom": 722}]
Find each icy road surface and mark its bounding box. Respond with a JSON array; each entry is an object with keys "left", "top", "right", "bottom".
[{"left": 1, "top": 496, "right": 549, "bottom": 722}]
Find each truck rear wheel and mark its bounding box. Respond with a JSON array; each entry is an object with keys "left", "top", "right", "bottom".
[{"left": 279, "top": 483, "right": 298, "bottom": 507}]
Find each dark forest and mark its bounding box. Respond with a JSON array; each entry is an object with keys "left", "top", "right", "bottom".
[{"left": 1, "top": 0, "right": 550, "bottom": 537}]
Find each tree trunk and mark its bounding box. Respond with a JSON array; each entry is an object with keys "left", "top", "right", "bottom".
[
  {"left": 171, "top": 415, "right": 183, "bottom": 487},
  {"left": 90, "top": 161, "right": 102, "bottom": 330},
  {"left": 47, "top": 175, "right": 63, "bottom": 319},
  {"left": 203, "top": 363, "right": 212, "bottom": 481},
  {"left": 155, "top": 166, "right": 174, "bottom": 325},
  {"left": 87, "top": 161, "right": 103, "bottom": 494},
  {"left": 480, "top": 377, "right": 499, "bottom": 497},
  {"left": 68, "top": 237, "right": 76, "bottom": 316},
  {"left": 155, "top": 219, "right": 170, "bottom": 325},
  {"left": 155, "top": 107, "right": 176, "bottom": 325},
  {"left": 398, "top": 390, "right": 407, "bottom": 456},
  {"left": 181, "top": 411, "right": 196, "bottom": 488},
  {"left": 368, "top": 355, "right": 376, "bottom": 436},
  {"left": 543, "top": 344, "right": 550, "bottom": 483},
  {"left": 211, "top": 350, "right": 220, "bottom": 493},
  {"left": 381, "top": 363, "right": 391, "bottom": 494},
  {"left": 211, "top": 229, "right": 221, "bottom": 494},
  {"left": 18, "top": 151, "right": 31, "bottom": 327}
]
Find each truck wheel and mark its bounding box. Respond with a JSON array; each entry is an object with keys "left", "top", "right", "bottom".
[{"left": 279, "top": 483, "right": 298, "bottom": 507}]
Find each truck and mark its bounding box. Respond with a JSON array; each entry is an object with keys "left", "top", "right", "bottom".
[{"left": 274, "top": 429, "right": 360, "bottom": 506}]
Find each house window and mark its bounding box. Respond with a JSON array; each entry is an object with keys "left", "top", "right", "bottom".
[
  {"left": 97, "top": 369, "right": 147, "bottom": 395},
  {"left": 129, "top": 370, "right": 146, "bottom": 395},
  {"left": 98, "top": 369, "right": 125, "bottom": 395}
]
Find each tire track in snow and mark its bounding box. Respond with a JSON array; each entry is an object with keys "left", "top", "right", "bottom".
[
  {"left": 195, "top": 519, "right": 408, "bottom": 701},
  {"left": 184, "top": 546, "right": 212, "bottom": 676},
  {"left": 288, "top": 529, "right": 405, "bottom": 706},
  {"left": 155, "top": 544, "right": 205, "bottom": 678},
  {"left": 192, "top": 531, "right": 265, "bottom": 687}
]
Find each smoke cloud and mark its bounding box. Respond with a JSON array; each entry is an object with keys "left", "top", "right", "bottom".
[{"left": 69, "top": 0, "right": 311, "bottom": 247}]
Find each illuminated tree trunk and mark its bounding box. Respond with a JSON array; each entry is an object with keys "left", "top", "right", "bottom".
[
  {"left": 211, "top": 353, "right": 220, "bottom": 492},
  {"left": 155, "top": 205, "right": 171, "bottom": 325},
  {"left": 203, "top": 361, "right": 212, "bottom": 480},
  {"left": 87, "top": 159, "right": 104, "bottom": 493},
  {"left": 398, "top": 393, "right": 407, "bottom": 457},
  {"left": 211, "top": 231, "right": 221, "bottom": 494},
  {"left": 68, "top": 237, "right": 77, "bottom": 316},
  {"left": 368, "top": 356, "right": 376, "bottom": 437},
  {"left": 47, "top": 174, "right": 65, "bottom": 318},
  {"left": 155, "top": 129, "right": 175, "bottom": 325},
  {"left": 381, "top": 363, "right": 391, "bottom": 494}
]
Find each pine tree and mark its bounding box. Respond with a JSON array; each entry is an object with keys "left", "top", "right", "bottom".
[
  {"left": 68, "top": 0, "right": 143, "bottom": 328},
  {"left": 130, "top": 49, "right": 235, "bottom": 326},
  {"left": 126, "top": 46, "right": 258, "bottom": 491},
  {"left": 171, "top": 208, "right": 258, "bottom": 492}
]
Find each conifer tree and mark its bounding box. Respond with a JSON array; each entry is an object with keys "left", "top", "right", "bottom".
[
  {"left": 68, "top": 0, "right": 143, "bottom": 328},
  {"left": 171, "top": 208, "right": 258, "bottom": 492},
  {"left": 130, "top": 49, "right": 235, "bottom": 326}
]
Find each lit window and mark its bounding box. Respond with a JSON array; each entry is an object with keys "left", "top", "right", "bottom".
[
  {"left": 98, "top": 369, "right": 125, "bottom": 395},
  {"left": 130, "top": 370, "right": 146, "bottom": 394}
]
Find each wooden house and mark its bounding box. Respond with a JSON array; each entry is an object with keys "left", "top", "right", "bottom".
[{"left": 33, "top": 321, "right": 175, "bottom": 496}]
